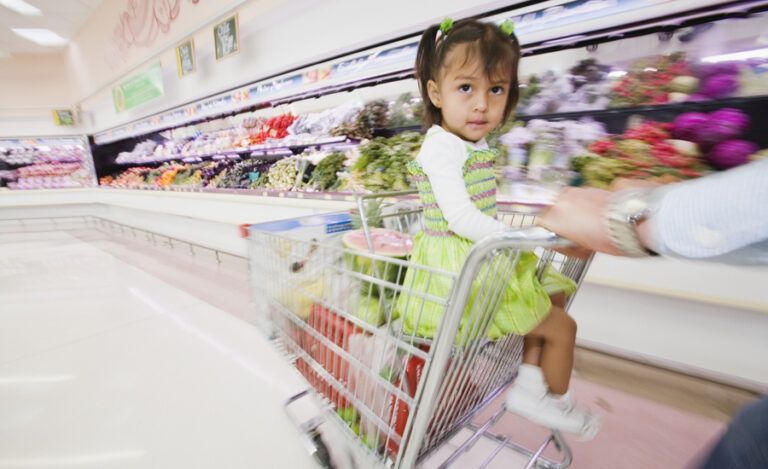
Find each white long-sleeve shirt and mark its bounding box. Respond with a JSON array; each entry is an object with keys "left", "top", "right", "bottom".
[{"left": 416, "top": 126, "right": 506, "bottom": 242}]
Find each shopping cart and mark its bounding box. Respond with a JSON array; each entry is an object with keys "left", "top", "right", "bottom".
[{"left": 247, "top": 190, "right": 592, "bottom": 469}]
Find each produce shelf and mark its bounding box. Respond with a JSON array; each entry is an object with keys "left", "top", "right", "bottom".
[
  {"left": 516, "top": 94, "right": 768, "bottom": 146},
  {"left": 517, "top": 95, "right": 768, "bottom": 122},
  {"left": 106, "top": 136, "right": 356, "bottom": 168}
]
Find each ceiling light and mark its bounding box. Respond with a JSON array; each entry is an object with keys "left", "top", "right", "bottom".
[
  {"left": 11, "top": 28, "right": 67, "bottom": 46},
  {"left": 701, "top": 48, "right": 768, "bottom": 63},
  {"left": 0, "top": 0, "right": 41, "bottom": 16}
]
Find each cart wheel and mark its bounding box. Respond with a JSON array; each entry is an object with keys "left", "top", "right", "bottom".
[{"left": 310, "top": 430, "right": 334, "bottom": 469}]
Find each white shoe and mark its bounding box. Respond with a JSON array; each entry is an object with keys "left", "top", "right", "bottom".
[{"left": 505, "top": 386, "right": 601, "bottom": 441}]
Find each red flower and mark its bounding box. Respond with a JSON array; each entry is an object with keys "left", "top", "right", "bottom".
[
  {"left": 679, "top": 168, "right": 702, "bottom": 178},
  {"left": 651, "top": 142, "right": 692, "bottom": 168},
  {"left": 628, "top": 169, "right": 651, "bottom": 178},
  {"left": 589, "top": 140, "right": 616, "bottom": 155}
]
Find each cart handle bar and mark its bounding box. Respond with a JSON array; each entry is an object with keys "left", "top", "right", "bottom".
[{"left": 355, "top": 189, "right": 419, "bottom": 201}]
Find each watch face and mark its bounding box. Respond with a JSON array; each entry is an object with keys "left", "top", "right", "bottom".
[{"left": 629, "top": 210, "right": 648, "bottom": 224}]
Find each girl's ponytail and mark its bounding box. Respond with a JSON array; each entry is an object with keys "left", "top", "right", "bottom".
[{"left": 415, "top": 25, "right": 441, "bottom": 129}]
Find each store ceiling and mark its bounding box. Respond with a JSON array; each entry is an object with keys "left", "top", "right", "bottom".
[{"left": 0, "top": 0, "right": 102, "bottom": 56}]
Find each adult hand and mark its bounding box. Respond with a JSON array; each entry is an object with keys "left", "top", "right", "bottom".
[
  {"left": 538, "top": 187, "right": 623, "bottom": 256},
  {"left": 608, "top": 177, "right": 666, "bottom": 192}
]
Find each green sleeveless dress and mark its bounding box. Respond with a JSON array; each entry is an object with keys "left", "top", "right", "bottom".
[{"left": 394, "top": 145, "right": 576, "bottom": 342}]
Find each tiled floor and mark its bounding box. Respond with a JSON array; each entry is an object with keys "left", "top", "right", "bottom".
[
  {"left": 0, "top": 230, "right": 318, "bottom": 469},
  {"left": 0, "top": 226, "right": 747, "bottom": 468}
]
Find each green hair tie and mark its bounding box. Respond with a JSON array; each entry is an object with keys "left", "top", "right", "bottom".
[
  {"left": 439, "top": 17, "right": 454, "bottom": 35},
  {"left": 499, "top": 19, "right": 515, "bottom": 36}
]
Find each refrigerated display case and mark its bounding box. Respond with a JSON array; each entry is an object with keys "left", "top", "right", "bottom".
[
  {"left": 0, "top": 136, "right": 97, "bottom": 190},
  {"left": 92, "top": 1, "right": 768, "bottom": 198}
]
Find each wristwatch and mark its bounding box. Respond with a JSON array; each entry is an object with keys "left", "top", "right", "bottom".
[{"left": 606, "top": 188, "right": 659, "bottom": 257}]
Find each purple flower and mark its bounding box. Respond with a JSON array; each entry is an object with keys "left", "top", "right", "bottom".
[{"left": 701, "top": 74, "right": 740, "bottom": 99}]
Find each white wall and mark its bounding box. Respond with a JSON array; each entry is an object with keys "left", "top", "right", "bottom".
[
  {"left": 0, "top": 0, "right": 753, "bottom": 136},
  {"left": 572, "top": 282, "right": 768, "bottom": 392},
  {"left": 76, "top": 0, "right": 513, "bottom": 133},
  {"left": 0, "top": 188, "right": 351, "bottom": 256},
  {"left": 0, "top": 53, "right": 83, "bottom": 137},
  {"left": 0, "top": 109, "right": 86, "bottom": 138}
]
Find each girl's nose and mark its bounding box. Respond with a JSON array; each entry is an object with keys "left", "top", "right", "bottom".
[{"left": 474, "top": 94, "right": 488, "bottom": 112}]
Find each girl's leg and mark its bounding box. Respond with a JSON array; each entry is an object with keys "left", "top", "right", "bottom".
[
  {"left": 550, "top": 292, "right": 567, "bottom": 308},
  {"left": 526, "top": 305, "right": 576, "bottom": 395},
  {"left": 507, "top": 302, "right": 599, "bottom": 439},
  {"left": 523, "top": 294, "right": 566, "bottom": 367},
  {"left": 523, "top": 337, "right": 543, "bottom": 364}
]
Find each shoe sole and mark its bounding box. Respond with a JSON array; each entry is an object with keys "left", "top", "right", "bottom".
[{"left": 504, "top": 398, "right": 601, "bottom": 441}]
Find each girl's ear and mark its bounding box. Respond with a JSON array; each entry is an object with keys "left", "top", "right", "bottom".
[{"left": 427, "top": 80, "right": 442, "bottom": 108}]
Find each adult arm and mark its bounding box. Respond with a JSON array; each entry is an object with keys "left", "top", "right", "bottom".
[{"left": 539, "top": 159, "right": 768, "bottom": 264}]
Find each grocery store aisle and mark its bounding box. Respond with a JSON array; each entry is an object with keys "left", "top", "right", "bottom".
[
  {"left": 0, "top": 230, "right": 318, "bottom": 469},
  {"left": 0, "top": 227, "right": 733, "bottom": 469}
]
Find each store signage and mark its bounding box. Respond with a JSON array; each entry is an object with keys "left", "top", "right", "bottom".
[
  {"left": 95, "top": 40, "right": 419, "bottom": 144},
  {"left": 332, "top": 54, "right": 372, "bottom": 78},
  {"left": 374, "top": 43, "right": 418, "bottom": 64},
  {"left": 0, "top": 137, "right": 85, "bottom": 148},
  {"left": 52, "top": 109, "right": 76, "bottom": 126},
  {"left": 113, "top": 62, "right": 165, "bottom": 113},
  {"left": 303, "top": 65, "right": 332, "bottom": 83},
  {"left": 175, "top": 39, "right": 196, "bottom": 78},
  {"left": 251, "top": 74, "right": 304, "bottom": 98},
  {"left": 508, "top": 0, "right": 674, "bottom": 35},
  {"left": 214, "top": 14, "right": 239, "bottom": 61}
]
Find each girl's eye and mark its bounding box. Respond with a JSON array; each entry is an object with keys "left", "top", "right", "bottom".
[
  {"left": 491, "top": 86, "right": 505, "bottom": 95},
  {"left": 459, "top": 84, "right": 472, "bottom": 93}
]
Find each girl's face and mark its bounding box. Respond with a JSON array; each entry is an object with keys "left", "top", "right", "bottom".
[{"left": 427, "top": 43, "right": 511, "bottom": 142}]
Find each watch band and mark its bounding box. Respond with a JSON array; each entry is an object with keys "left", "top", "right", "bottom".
[{"left": 606, "top": 189, "right": 657, "bottom": 257}]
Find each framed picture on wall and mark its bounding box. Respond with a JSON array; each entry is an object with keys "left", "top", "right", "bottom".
[
  {"left": 52, "top": 109, "right": 75, "bottom": 126},
  {"left": 214, "top": 14, "right": 239, "bottom": 61},
  {"left": 175, "top": 39, "right": 196, "bottom": 77}
]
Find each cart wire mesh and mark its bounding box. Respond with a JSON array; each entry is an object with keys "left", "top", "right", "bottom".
[{"left": 248, "top": 191, "right": 591, "bottom": 468}]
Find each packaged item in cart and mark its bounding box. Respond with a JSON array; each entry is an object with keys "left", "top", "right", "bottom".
[
  {"left": 345, "top": 330, "right": 404, "bottom": 448},
  {"left": 297, "top": 304, "right": 362, "bottom": 407},
  {"left": 384, "top": 338, "right": 482, "bottom": 457}
]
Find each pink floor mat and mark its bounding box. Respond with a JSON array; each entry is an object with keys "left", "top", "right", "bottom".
[{"left": 463, "top": 378, "right": 727, "bottom": 469}]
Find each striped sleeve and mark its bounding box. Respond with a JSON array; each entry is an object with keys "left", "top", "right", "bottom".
[{"left": 650, "top": 158, "right": 768, "bottom": 265}]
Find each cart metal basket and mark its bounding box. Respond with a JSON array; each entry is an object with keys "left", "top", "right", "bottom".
[{"left": 247, "top": 190, "right": 592, "bottom": 469}]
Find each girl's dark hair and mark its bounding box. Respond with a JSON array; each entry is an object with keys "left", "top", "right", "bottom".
[{"left": 415, "top": 19, "right": 521, "bottom": 129}]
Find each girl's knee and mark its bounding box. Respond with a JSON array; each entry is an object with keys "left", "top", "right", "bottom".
[
  {"left": 552, "top": 309, "right": 577, "bottom": 340},
  {"left": 562, "top": 314, "right": 577, "bottom": 339}
]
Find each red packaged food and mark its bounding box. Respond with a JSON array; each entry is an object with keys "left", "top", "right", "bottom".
[{"left": 296, "top": 304, "right": 361, "bottom": 408}]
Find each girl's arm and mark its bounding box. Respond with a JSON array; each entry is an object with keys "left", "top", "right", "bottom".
[{"left": 419, "top": 135, "right": 506, "bottom": 242}]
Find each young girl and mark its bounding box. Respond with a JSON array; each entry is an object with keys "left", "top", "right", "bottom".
[{"left": 395, "top": 18, "right": 600, "bottom": 439}]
